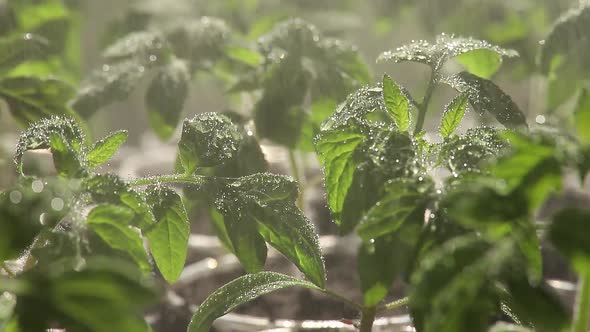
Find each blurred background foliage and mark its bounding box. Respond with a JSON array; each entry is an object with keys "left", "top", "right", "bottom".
[{"left": 0, "top": 0, "right": 585, "bottom": 185}]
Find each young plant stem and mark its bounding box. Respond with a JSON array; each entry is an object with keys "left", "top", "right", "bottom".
[
  {"left": 128, "top": 174, "right": 207, "bottom": 187},
  {"left": 359, "top": 306, "right": 377, "bottom": 332},
  {"left": 572, "top": 270, "right": 590, "bottom": 332},
  {"left": 377, "top": 296, "right": 409, "bottom": 313},
  {"left": 288, "top": 149, "right": 304, "bottom": 209},
  {"left": 413, "top": 67, "right": 438, "bottom": 135}
]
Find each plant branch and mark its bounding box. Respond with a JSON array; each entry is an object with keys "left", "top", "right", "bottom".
[
  {"left": 572, "top": 270, "right": 590, "bottom": 332},
  {"left": 414, "top": 66, "right": 438, "bottom": 135},
  {"left": 377, "top": 296, "right": 409, "bottom": 313},
  {"left": 359, "top": 306, "right": 377, "bottom": 332},
  {"left": 128, "top": 174, "right": 208, "bottom": 187}
]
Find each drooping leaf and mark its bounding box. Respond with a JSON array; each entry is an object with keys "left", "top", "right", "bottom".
[
  {"left": 86, "top": 130, "right": 128, "bottom": 168},
  {"left": 15, "top": 116, "right": 85, "bottom": 175},
  {"left": 209, "top": 174, "right": 325, "bottom": 287},
  {"left": 166, "top": 17, "right": 230, "bottom": 64},
  {"left": 187, "top": 272, "right": 320, "bottom": 332},
  {"left": 314, "top": 126, "right": 364, "bottom": 227},
  {"left": 377, "top": 34, "right": 517, "bottom": 70},
  {"left": 455, "top": 49, "right": 506, "bottom": 79},
  {"left": 382, "top": 74, "right": 410, "bottom": 132},
  {"left": 574, "top": 88, "right": 590, "bottom": 146},
  {"left": 357, "top": 177, "right": 433, "bottom": 240},
  {"left": 145, "top": 57, "right": 190, "bottom": 140},
  {"left": 442, "top": 71, "right": 527, "bottom": 129},
  {"left": 178, "top": 113, "right": 243, "bottom": 174},
  {"left": 549, "top": 208, "right": 590, "bottom": 272},
  {"left": 71, "top": 60, "right": 149, "bottom": 117},
  {"left": 144, "top": 186, "right": 190, "bottom": 283},
  {"left": 0, "top": 76, "right": 76, "bottom": 127},
  {"left": 86, "top": 205, "right": 150, "bottom": 272},
  {"left": 439, "top": 93, "right": 468, "bottom": 138}
]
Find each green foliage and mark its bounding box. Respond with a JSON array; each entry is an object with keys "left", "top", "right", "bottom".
[
  {"left": 3, "top": 3, "right": 590, "bottom": 332},
  {"left": 187, "top": 272, "right": 320, "bottom": 332}
]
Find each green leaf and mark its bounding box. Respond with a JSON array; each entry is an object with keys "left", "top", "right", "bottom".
[
  {"left": 357, "top": 178, "right": 433, "bottom": 240},
  {"left": 103, "top": 31, "right": 168, "bottom": 62},
  {"left": 86, "top": 130, "right": 128, "bottom": 168},
  {"left": 574, "top": 88, "right": 590, "bottom": 146},
  {"left": 0, "top": 76, "right": 76, "bottom": 127},
  {"left": 210, "top": 174, "right": 325, "bottom": 287},
  {"left": 15, "top": 116, "right": 85, "bottom": 175},
  {"left": 504, "top": 277, "right": 568, "bottom": 332},
  {"left": 224, "top": 46, "right": 263, "bottom": 66},
  {"left": 438, "top": 127, "right": 506, "bottom": 175},
  {"left": 382, "top": 74, "right": 410, "bottom": 132},
  {"left": 48, "top": 132, "right": 86, "bottom": 178},
  {"left": 410, "top": 236, "right": 513, "bottom": 332},
  {"left": 146, "top": 57, "right": 190, "bottom": 140},
  {"left": 72, "top": 59, "right": 148, "bottom": 117},
  {"left": 145, "top": 186, "right": 190, "bottom": 283},
  {"left": 377, "top": 34, "right": 517, "bottom": 70},
  {"left": 178, "top": 113, "right": 243, "bottom": 174},
  {"left": 549, "top": 208, "right": 590, "bottom": 272},
  {"left": 0, "top": 33, "right": 48, "bottom": 74},
  {"left": 455, "top": 49, "right": 505, "bottom": 79},
  {"left": 15, "top": 258, "right": 157, "bottom": 332},
  {"left": 539, "top": 5, "right": 590, "bottom": 75},
  {"left": 439, "top": 93, "right": 468, "bottom": 138},
  {"left": 442, "top": 72, "right": 527, "bottom": 129},
  {"left": 187, "top": 272, "right": 320, "bottom": 332},
  {"left": 358, "top": 234, "right": 417, "bottom": 307},
  {"left": 314, "top": 126, "right": 364, "bottom": 227},
  {"left": 86, "top": 205, "right": 150, "bottom": 272},
  {"left": 166, "top": 17, "right": 229, "bottom": 64}
]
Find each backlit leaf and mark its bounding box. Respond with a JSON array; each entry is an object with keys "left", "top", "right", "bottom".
[
  {"left": 145, "top": 186, "right": 189, "bottom": 283},
  {"left": 188, "top": 272, "right": 320, "bottom": 332},
  {"left": 382, "top": 74, "right": 410, "bottom": 132},
  {"left": 574, "top": 88, "right": 590, "bottom": 146},
  {"left": 439, "top": 93, "right": 468, "bottom": 138},
  {"left": 86, "top": 130, "right": 128, "bottom": 168},
  {"left": 442, "top": 72, "right": 527, "bottom": 129}
]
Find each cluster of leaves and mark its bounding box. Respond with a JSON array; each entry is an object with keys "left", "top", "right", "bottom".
[
  {"left": 0, "top": 0, "right": 80, "bottom": 127},
  {"left": 0, "top": 111, "right": 326, "bottom": 331},
  {"left": 2, "top": 2, "right": 590, "bottom": 332}
]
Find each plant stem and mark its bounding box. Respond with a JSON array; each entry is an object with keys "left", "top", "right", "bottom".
[
  {"left": 377, "top": 296, "right": 409, "bottom": 313},
  {"left": 572, "top": 270, "right": 590, "bottom": 332},
  {"left": 414, "top": 67, "right": 438, "bottom": 135},
  {"left": 128, "top": 174, "right": 208, "bottom": 187},
  {"left": 288, "top": 149, "right": 304, "bottom": 209},
  {"left": 359, "top": 306, "right": 377, "bottom": 332},
  {"left": 319, "top": 289, "right": 362, "bottom": 311}
]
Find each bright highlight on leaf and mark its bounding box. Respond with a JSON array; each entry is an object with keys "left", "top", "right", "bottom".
[
  {"left": 187, "top": 272, "right": 320, "bottom": 332},
  {"left": 574, "top": 88, "right": 590, "bottom": 146},
  {"left": 439, "top": 93, "right": 468, "bottom": 138},
  {"left": 382, "top": 74, "right": 410, "bottom": 132},
  {"left": 86, "top": 130, "right": 128, "bottom": 168}
]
